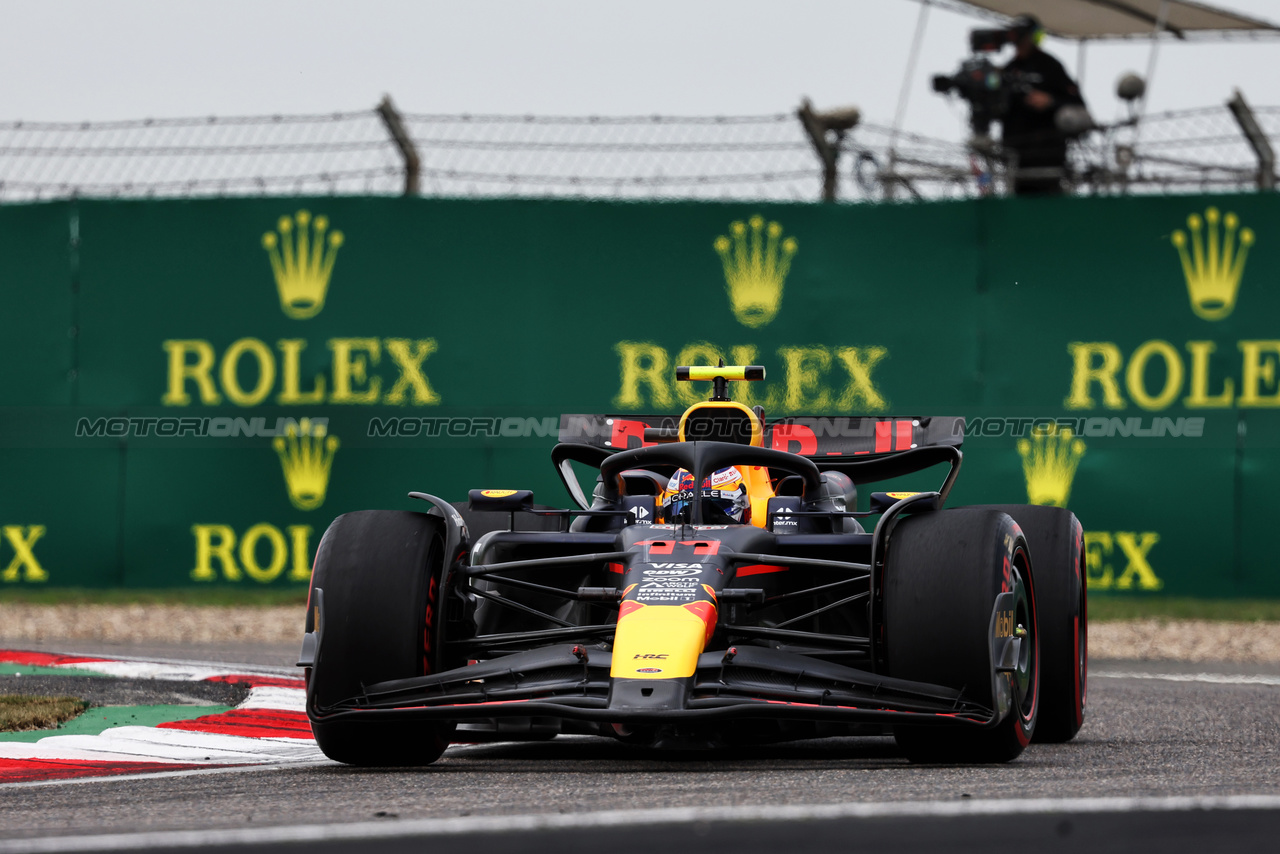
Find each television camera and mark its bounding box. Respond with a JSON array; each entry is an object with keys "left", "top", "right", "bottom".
[{"left": 931, "top": 26, "right": 1035, "bottom": 137}]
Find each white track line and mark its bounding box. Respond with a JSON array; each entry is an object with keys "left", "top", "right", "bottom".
[
  {"left": 36, "top": 658, "right": 305, "bottom": 684},
  {"left": 0, "top": 739, "right": 562, "bottom": 790},
  {"left": 0, "top": 759, "right": 335, "bottom": 791},
  {"left": 0, "top": 743, "right": 194, "bottom": 764},
  {"left": 1094, "top": 671, "right": 1280, "bottom": 686},
  {"left": 63, "top": 661, "right": 238, "bottom": 681},
  {"left": 240, "top": 686, "right": 307, "bottom": 711},
  {"left": 3, "top": 795, "right": 1280, "bottom": 853},
  {"left": 37, "top": 727, "right": 324, "bottom": 763},
  {"left": 36, "top": 651, "right": 298, "bottom": 678}
]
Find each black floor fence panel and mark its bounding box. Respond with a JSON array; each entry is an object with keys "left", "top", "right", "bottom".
[{"left": 0, "top": 192, "right": 1276, "bottom": 597}]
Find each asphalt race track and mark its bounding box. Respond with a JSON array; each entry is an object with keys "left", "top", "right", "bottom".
[{"left": 1, "top": 641, "right": 1278, "bottom": 853}]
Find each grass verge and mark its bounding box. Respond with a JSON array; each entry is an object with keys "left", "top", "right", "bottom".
[
  {"left": 0, "top": 588, "right": 308, "bottom": 607},
  {"left": 0, "top": 695, "right": 88, "bottom": 732},
  {"left": 1089, "top": 596, "right": 1280, "bottom": 622}
]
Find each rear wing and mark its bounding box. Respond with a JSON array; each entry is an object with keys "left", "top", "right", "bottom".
[
  {"left": 553, "top": 415, "right": 964, "bottom": 510},
  {"left": 558, "top": 414, "right": 964, "bottom": 457}
]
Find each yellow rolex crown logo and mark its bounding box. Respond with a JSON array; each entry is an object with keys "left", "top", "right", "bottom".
[
  {"left": 1171, "top": 206, "right": 1254, "bottom": 321},
  {"left": 1017, "top": 425, "right": 1085, "bottom": 508},
  {"left": 262, "top": 210, "right": 344, "bottom": 320},
  {"left": 714, "top": 215, "right": 797, "bottom": 329},
  {"left": 273, "top": 418, "right": 340, "bottom": 511}
]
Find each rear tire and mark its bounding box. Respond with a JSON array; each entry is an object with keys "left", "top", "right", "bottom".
[
  {"left": 884, "top": 509, "right": 1039, "bottom": 763},
  {"left": 305, "top": 510, "right": 455, "bottom": 766},
  {"left": 985, "top": 504, "right": 1086, "bottom": 743}
]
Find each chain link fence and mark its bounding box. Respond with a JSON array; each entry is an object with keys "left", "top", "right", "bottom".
[
  {"left": 0, "top": 112, "right": 402, "bottom": 199},
  {"left": 0, "top": 100, "right": 1275, "bottom": 203},
  {"left": 1085, "top": 104, "right": 1280, "bottom": 191}
]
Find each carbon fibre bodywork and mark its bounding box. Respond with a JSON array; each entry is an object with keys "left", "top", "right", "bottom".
[{"left": 300, "top": 416, "right": 1035, "bottom": 745}]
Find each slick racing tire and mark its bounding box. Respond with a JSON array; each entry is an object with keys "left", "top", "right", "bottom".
[
  {"left": 985, "top": 504, "right": 1086, "bottom": 743},
  {"left": 305, "top": 510, "right": 455, "bottom": 766},
  {"left": 884, "top": 508, "right": 1039, "bottom": 764}
]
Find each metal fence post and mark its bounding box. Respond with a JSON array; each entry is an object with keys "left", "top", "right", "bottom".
[
  {"left": 376, "top": 95, "right": 421, "bottom": 196},
  {"left": 797, "top": 99, "right": 860, "bottom": 203},
  {"left": 1226, "top": 89, "right": 1275, "bottom": 191}
]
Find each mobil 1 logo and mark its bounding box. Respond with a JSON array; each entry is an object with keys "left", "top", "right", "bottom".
[{"left": 636, "top": 567, "right": 702, "bottom": 603}]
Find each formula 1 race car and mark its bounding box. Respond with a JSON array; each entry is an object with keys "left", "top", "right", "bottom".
[{"left": 298, "top": 365, "right": 1086, "bottom": 765}]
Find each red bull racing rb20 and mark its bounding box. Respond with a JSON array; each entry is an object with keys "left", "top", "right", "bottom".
[{"left": 299, "top": 365, "right": 1087, "bottom": 765}]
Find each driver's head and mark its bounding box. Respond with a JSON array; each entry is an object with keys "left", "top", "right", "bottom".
[
  {"left": 661, "top": 467, "right": 750, "bottom": 524},
  {"left": 1010, "top": 14, "right": 1043, "bottom": 56}
]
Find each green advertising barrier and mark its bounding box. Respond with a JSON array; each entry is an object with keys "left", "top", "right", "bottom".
[
  {"left": 0, "top": 193, "right": 1277, "bottom": 595},
  {"left": 0, "top": 202, "right": 74, "bottom": 406}
]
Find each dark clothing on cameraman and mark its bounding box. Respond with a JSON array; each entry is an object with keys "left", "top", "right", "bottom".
[{"left": 1001, "top": 48, "right": 1084, "bottom": 195}]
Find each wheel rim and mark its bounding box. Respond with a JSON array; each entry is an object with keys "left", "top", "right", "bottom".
[
  {"left": 1078, "top": 553, "right": 1088, "bottom": 716},
  {"left": 1010, "top": 557, "right": 1037, "bottom": 725}
]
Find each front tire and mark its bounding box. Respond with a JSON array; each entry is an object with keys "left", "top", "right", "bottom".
[
  {"left": 884, "top": 508, "right": 1039, "bottom": 763},
  {"left": 305, "top": 510, "right": 455, "bottom": 766},
  {"left": 985, "top": 504, "right": 1086, "bottom": 743}
]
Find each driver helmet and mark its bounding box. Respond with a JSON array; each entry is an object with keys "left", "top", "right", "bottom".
[{"left": 661, "top": 467, "right": 751, "bottom": 524}]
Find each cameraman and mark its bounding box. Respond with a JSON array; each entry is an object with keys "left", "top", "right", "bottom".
[{"left": 1001, "top": 15, "right": 1085, "bottom": 195}]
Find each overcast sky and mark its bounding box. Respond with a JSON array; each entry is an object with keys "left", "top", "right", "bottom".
[{"left": 3, "top": 0, "right": 1278, "bottom": 142}]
